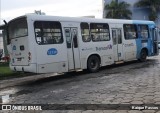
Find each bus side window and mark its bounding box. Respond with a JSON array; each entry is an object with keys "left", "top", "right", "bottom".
[
  {"left": 35, "top": 28, "right": 43, "bottom": 44},
  {"left": 118, "top": 29, "right": 122, "bottom": 44},
  {"left": 112, "top": 30, "right": 116, "bottom": 45},
  {"left": 80, "top": 22, "right": 91, "bottom": 42},
  {"left": 34, "top": 21, "right": 63, "bottom": 45},
  {"left": 73, "top": 34, "right": 78, "bottom": 48},
  {"left": 91, "top": 34, "right": 95, "bottom": 41},
  {"left": 90, "top": 23, "right": 110, "bottom": 42},
  {"left": 72, "top": 29, "right": 78, "bottom": 48},
  {"left": 36, "top": 31, "right": 41, "bottom": 37},
  {"left": 139, "top": 25, "right": 149, "bottom": 39},
  {"left": 123, "top": 24, "right": 137, "bottom": 40}
]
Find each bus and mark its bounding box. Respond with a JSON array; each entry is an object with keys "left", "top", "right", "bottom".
[{"left": 2, "top": 14, "right": 159, "bottom": 73}]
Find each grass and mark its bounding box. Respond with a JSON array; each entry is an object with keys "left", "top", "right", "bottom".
[
  {"left": 0, "top": 62, "right": 33, "bottom": 80},
  {"left": 0, "top": 62, "right": 13, "bottom": 76}
]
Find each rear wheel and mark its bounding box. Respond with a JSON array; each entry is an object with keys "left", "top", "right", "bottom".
[
  {"left": 87, "top": 55, "right": 100, "bottom": 73},
  {"left": 139, "top": 49, "right": 147, "bottom": 62}
]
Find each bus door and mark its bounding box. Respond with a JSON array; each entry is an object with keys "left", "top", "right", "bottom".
[
  {"left": 112, "top": 28, "right": 124, "bottom": 61},
  {"left": 64, "top": 27, "right": 81, "bottom": 71}
]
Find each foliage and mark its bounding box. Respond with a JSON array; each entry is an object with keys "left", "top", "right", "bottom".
[
  {"left": 0, "top": 62, "right": 13, "bottom": 76},
  {"left": 0, "top": 62, "right": 34, "bottom": 80},
  {"left": 104, "top": 1, "right": 132, "bottom": 19},
  {"left": 134, "top": 0, "right": 160, "bottom": 21},
  {"left": 148, "top": 11, "right": 157, "bottom": 21}
]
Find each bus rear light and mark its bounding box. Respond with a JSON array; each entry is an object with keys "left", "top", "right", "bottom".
[{"left": 28, "top": 52, "right": 31, "bottom": 61}]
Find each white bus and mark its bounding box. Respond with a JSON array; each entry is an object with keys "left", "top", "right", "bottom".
[{"left": 3, "top": 14, "right": 159, "bottom": 73}]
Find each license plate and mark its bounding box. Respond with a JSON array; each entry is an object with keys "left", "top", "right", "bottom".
[{"left": 17, "top": 58, "right": 21, "bottom": 61}]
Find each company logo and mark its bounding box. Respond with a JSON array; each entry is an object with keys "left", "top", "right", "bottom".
[
  {"left": 12, "top": 45, "right": 16, "bottom": 50},
  {"left": 47, "top": 48, "right": 58, "bottom": 55},
  {"left": 124, "top": 43, "right": 134, "bottom": 47},
  {"left": 96, "top": 44, "right": 112, "bottom": 51},
  {"left": 2, "top": 105, "right": 11, "bottom": 110},
  {"left": 82, "top": 48, "right": 93, "bottom": 51},
  {"left": 1, "top": 105, "right": 42, "bottom": 111}
]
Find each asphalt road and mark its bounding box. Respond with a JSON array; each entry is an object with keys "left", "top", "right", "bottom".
[{"left": 1, "top": 56, "right": 160, "bottom": 113}]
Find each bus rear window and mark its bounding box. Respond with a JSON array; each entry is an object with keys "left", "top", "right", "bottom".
[{"left": 9, "top": 17, "right": 28, "bottom": 39}]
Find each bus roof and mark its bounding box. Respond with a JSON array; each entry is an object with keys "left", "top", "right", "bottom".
[{"left": 8, "top": 14, "right": 155, "bottom": 25}]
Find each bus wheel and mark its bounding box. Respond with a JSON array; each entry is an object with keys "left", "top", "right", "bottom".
[
  {"left": 87, "top": 55, "right": 100, "bottom": 73},
  {"left": 139, "top": 49, "right": 147, "bottom": 62}
]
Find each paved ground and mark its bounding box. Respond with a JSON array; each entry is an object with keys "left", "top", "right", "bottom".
[{"left": 1, "top": 56, "right": 160, "bottom": 113}]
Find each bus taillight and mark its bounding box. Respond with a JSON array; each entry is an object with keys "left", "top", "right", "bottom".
[{"left": 28, "top": 52, "right": 31, "bottom": 61}]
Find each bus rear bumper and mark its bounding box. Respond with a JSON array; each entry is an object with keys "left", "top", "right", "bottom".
[{"left": 10, "top": 63, "right": 37, "bottom": 73}]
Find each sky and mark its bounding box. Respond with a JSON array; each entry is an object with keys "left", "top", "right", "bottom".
[{"left": 0, "top": 0, "right": 103, "bottom": 25}]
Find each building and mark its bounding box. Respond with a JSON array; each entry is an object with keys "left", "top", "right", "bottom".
[{"left": 103, "top": 0, "right": 160, "bottom": 26}]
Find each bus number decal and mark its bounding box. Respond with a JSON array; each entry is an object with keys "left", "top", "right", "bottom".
[{"left": 47, "top": 48, "right": 58, "bottom": 55}]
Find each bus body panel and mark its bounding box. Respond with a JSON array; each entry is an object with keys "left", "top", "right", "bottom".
[
  {"left": 79, "top": 22, "right": 114, "bottom": 68},
  {"left": 123, "top": 39, "right": 137, "bottom": 61},
  {"left": 109, "top": 23, "right": 137, "bottom": 62},
  {"left": 80, "top": 41, "right": 114, "bottom": 69},
  {"left": 35, "top": 44, "right": 68, "bottom": 73},
  {"left": 27, "top": 18, "right": 38, "bottom": 65},
  {"left": 33, "top": 20, "right": 68, "bottom": 73},
  {"left": 122, "top": 22, "right": 137, "bottom": 61},
  {"left": 11, "top": 37, "right": 29, "bottom": 66},
  {"left": 37, "top": 62, "right": 67, "bottom": 73},
  {"left": 10, "top": 63, "right": 37, "bottom": 73}
]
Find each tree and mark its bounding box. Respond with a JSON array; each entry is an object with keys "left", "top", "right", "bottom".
[
  {"left": 134, "top": 0, "right": 160, "bottom": 21},
  {"left": 104, "top": 1, "right": 132, "bottom": 19}
]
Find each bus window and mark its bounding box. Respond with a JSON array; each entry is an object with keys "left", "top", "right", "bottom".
[
  {"left": 9, "top": 17, "right": 28, "bottom": 39},
  {"left": 73, "top": 30, "right": 78, "bottom": 48},
  {"left": 118, "top": 29, "right": 122, "bottom": 44},
  {"left": 123, "top": 24, "right": 137, "bottom": 40},
  {"left": 80, "top": 23, "right": 90, "bottom": 42},
  {"left": 65, "top": 29, "right": 71, "bottom": 48},
  {"left": 90, "top": 23, "right": 110, "bottom": 42},
  {"left": 112, "top": 30, "right": 116, "bottom": 45},
  {"left": 34, "top": 21, "right": 63, "bottom": 45},
  {"left": 151, "top": 28, "right": 158, "bottom": 41},
  {"left": 139, "top": 25, "right": 149, "bottom": 39}
]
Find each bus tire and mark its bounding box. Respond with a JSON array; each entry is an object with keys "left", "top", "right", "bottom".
[
  {"left": 139, "top": 49, "right": 147, "bottom": 62},
  {"left": 87, "top": 55, "right": 100, "bottom": 73}
]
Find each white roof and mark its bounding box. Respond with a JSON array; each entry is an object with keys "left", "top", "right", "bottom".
[{"left": 9, "top": 14, "right": 155, "bottom": 25}]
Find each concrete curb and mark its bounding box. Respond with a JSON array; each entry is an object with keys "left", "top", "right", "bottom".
[{"left": 0, "top": 73, "right": 57, "bottom": 89}]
